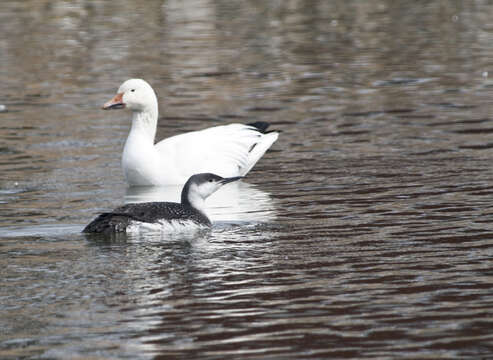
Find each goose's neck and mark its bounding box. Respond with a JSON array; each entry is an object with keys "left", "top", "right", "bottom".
[{"left": 129, "top": 106, "right": 158, "bottom": 143}]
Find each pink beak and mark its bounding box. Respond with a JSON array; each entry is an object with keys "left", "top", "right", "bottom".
[{"left": 102, "top": 92, "right": 125, "bottom": 110}]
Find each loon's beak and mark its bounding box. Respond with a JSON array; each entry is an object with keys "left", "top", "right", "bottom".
[
  {"left": 220, "top": 176, "right": 243, "bottom": 185},
  {"left": 102, "top": 92, "right": 125, "bottom": 110}
]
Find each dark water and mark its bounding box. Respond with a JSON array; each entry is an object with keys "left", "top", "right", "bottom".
[{"left": 2, "top": 1, "right": 493, "bottom": 358}]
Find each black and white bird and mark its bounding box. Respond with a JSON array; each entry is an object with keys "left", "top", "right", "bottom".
[
  {"left": 103, "top": 78, "right": 279, "bottom": 186},
  {"left": 83, "top": 173, "right": 242, "bottom": 234}
]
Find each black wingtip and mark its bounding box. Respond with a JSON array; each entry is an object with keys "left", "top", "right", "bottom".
[
  {"left": 247, "top": 121, "right": 281, "bottom": 134},
  {"left": 247, "top": 121, "right": 272, "bottom": 133}
]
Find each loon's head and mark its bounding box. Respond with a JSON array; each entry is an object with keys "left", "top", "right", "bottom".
[
  {"left": 181, "top": 173, "right": 243, "bottom": 212},
  {"left": 102, "top": 79, "right": 157, "bottom": 113}
]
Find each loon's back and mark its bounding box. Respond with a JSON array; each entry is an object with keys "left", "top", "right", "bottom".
[{"left": 83, "top": 202, "right": 210, "bottom": 234}]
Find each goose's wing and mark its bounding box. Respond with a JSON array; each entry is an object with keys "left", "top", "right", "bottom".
[{"left": 155, "top": 123, "right": 278, "bottom": 179}]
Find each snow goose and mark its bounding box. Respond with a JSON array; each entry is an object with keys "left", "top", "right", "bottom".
[{"left": 103, "top": 79, "right": 279, "bottom": 186}]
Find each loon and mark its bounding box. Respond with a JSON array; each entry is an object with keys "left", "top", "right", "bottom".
[
  {"left": 102, "top": 78, "right": 279, "bottom": 186},
  {"left": 83, "top": 173, "right": 242, "bottom": 234}
]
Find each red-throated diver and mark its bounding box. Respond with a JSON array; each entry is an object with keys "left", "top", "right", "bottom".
[{"left": 83, "top": 173, "right": 242, "bottom": 234}]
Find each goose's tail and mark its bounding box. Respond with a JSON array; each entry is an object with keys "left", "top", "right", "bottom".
[{"left": 242, "top": 122, "right": 279, "bottom": 176}]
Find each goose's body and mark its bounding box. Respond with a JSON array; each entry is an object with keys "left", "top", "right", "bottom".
[
  {"left": 83, "top": 173, "right": 241, "bottom": 234},
  {"left": 103, "top": 79, "right": 279, "bottom": 186}
]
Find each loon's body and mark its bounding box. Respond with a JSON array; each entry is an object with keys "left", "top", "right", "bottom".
[
  {"left": 103, "top": 79, "right": 279, "bottom": 186},
  {"left": 83, "top": 173, "right": 241, "bottom": 234}
]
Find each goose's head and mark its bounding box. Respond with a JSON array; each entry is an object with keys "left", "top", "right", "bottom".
[
  {"left": 181, "top": 173, "right": 243, "bottom": 211},
  {"left": 103, "top": 79, "right": 157, "bottom": 113}
]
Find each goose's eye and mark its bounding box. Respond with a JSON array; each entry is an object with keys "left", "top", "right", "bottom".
[
  {"left": 130, "top": 89, "right": 135, "bottom": 92},
  {"left": 209, "top": 179, "right": 213, "bottom": 182}
]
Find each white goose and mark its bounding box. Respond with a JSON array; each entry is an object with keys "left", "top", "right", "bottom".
[{"left": 103, "top": 79, "right": 279, "bottom": 186}]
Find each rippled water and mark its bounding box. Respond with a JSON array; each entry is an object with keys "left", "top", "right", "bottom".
[{"left": 2, "top": 1, "right": 493, "bottom": 359}]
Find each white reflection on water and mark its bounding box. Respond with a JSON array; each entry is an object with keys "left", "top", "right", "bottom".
[
  {"left": 113, "top": 222, "right": 279, "bottom": 353},
  {"left": 125, "top": 181, "right": 278, "bottom": 224}
]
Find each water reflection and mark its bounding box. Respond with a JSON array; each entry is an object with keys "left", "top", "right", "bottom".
[
  {"left": 91, "top": 223, "right": 280, "bottom": 355},
  {"left": 3, "top": 0, "right": 493, "bottom": 359},
  {"left": 125, "top": 181, "right": 278, "bottom": 223}
]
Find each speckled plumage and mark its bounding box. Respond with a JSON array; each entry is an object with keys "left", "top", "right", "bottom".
[{"left": 82, "top": 202, "right": 210, "bottom": 234}]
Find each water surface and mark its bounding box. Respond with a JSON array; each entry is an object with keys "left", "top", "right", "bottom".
[{"left": 2, "top": 1, "right": 493, "bottom": 359}]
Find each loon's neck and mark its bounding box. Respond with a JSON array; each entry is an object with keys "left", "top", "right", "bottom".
[
  {"left": 181, "top": 196, "right": 211, "bottom": 227},
  {"left": 181, "top": 182, "right": 207, "bottom": 215}
]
